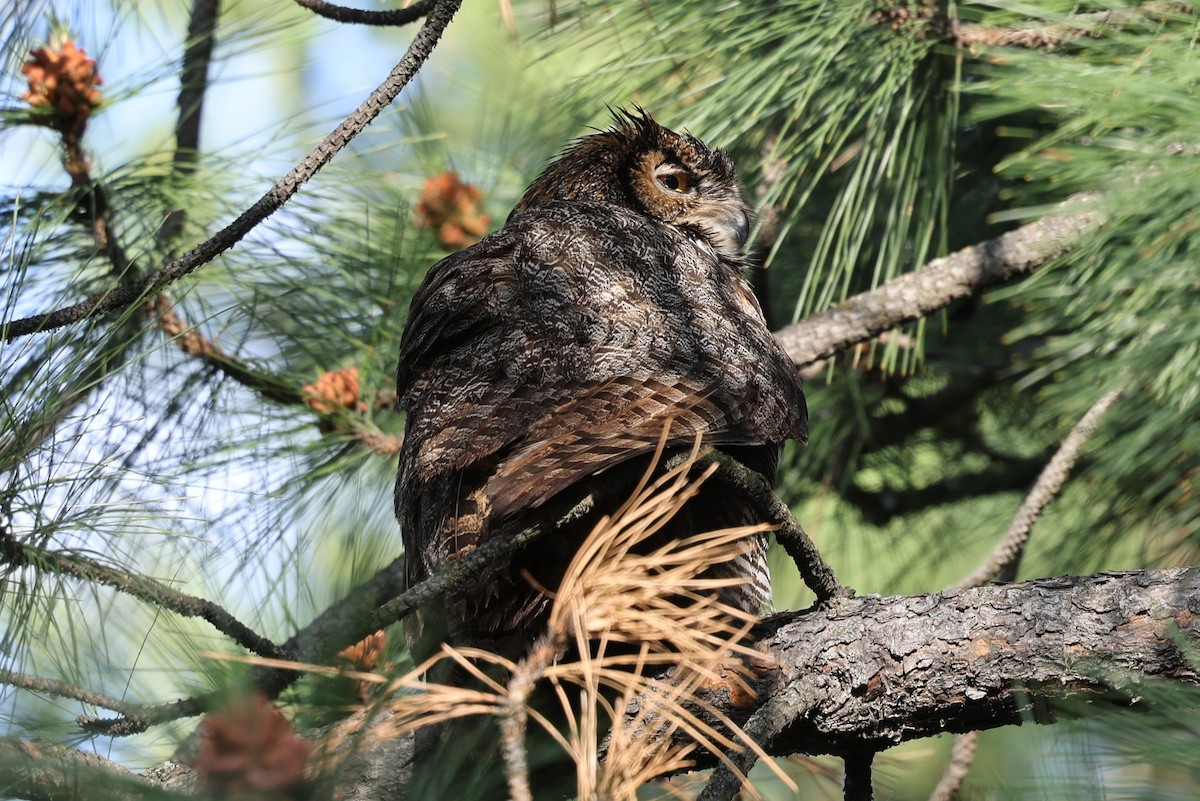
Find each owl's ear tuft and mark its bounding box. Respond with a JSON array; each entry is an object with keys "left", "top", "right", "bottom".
[{"left": 609, "top": 105, "right": 663, "bottom": 144}]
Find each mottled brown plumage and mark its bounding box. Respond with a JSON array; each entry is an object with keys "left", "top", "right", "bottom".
[{"left": 395, "top": 109, "right": 807, "bottom": 649}]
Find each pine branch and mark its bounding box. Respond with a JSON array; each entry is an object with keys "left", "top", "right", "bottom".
[
  {"left": 2, "top": 0, "right": 462, "bottom": 342},
  {"left": 0, "top": 670, "right": 145, "bottom": 720},
  {"left": 952, "top": 6, "right": 1188, "bottom": 50},
  {"left": 0, "top": 737, "right": 190, "bottom": 801},
  {"left": 145, "top": 294, "right": 306, "bottom": 405},
  {"left": 0, "top": 533, "right": 288, "bottom": 663},
  {"left": 773, "top": 197, "right": 1102, "bottom": 368}
]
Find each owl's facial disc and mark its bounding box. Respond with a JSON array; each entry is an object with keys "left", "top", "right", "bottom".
[{"left": 688, "top": 197, "right": 751, "bottom": 260}]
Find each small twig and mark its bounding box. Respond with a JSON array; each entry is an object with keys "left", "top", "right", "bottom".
[
  {"left": 500, "top": 635, "right": 558, "bottom": 801},
  {"left": 927, "top": 731, "right": 979, "bottom": 801},
  {"left": 293, "top": 0, "right": 436, "bottom": 26},
  {"left": 843, "top": 749, "right": 875, "bottom": 801},
  {"left": 77, "top": 697, "right": 210, "bottom": 737},
  {"left": 365, "top": 471, "right": 615, "bottom": 631},
  {"left": 773, "top": 196, "right": 1102, "bottom": 369},
  {"left": 705, "top": 451, "right": 849, "bottom": 603},
  {"left": 147, "top": 297, "right": 406, "bottom": 448},
  {"left": 694, "top": 698, "right": 787, "bottom": 801},
  {"left": 146, "top": 294, "right": 306, "bottom": 405},
  {"left": 949, "top": 7, "right": 1188, "bottom": 51},
  {"left": 953, "top": 388, "right": 1123, "bottom": 590},
  {"left": 3, "top": 0, "right": 461, "bottom": 341}
]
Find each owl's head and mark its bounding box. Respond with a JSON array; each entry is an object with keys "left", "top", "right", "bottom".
[{"left": 511, "top": 108, "right": 752, "bottom": 261}]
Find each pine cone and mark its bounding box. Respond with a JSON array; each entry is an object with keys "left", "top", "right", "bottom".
[
  {"left": 193, "top": 693, "right": 311, "bottom": 800},
  {"left": 21, "top": 37, "right": 103, "bottom": 137},
  {"left": 303, "top": 367, "right": 365, "bottom": 415},
  {"left": 415, "top": 171, "right": 491, "bottom": 251}
]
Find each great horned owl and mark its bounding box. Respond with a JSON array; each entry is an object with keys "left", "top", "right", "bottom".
[{"left": 395, "top": 109, "right": 807, "bottom": 650}]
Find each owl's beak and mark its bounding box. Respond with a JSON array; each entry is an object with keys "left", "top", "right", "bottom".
[{"left": 732, "top": 209, "right": 750, "bottom": 246}]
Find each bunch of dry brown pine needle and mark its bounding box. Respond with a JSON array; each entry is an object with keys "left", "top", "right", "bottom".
[{"left": 269, "top": 432, "right": 798, "bottom": 800}]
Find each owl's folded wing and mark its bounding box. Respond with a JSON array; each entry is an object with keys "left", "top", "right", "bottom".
[{"left": 483, "top": 373, "right": 768, "bottom": 518}]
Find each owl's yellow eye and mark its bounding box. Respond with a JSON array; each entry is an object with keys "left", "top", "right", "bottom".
[{"left": 659, "top": 171, "right": 690, "bottom": 193}]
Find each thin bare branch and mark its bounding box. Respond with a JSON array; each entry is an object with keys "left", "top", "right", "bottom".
[
  {"left": 71, "top": 443, "right": 832, "bottom": 738},
  {"left": 3, "top": 0, "right": 461, "bottom": 342},
  {"left": 953, "top": 388, "right": 1123, "bottom": 590},
  {"left": 146, "top": 294, "right": 306, "bottom": 405},
  {"left": 927, "top": 731, "right": 979, "bottom": 801},
  {"left": 293, "top": 0, "right": 436, "bottom": 26},
  {"left": 78, "top": 450, "right": 645, "bottom": 735},
  {"left": 173, "top": 0, "right": 220, "bottom": 173},
  {"left": 952, "top": 6, "right": 1189, "bottom": 50},
  {"left": 156, "top": 0, "right": 222, "bottom": 248},
  {"left": 773, "top": 197, "right": 1102, "bottom": 368},
  {"left": 705, "top": 451, "right": 848, "bottom": 602}
]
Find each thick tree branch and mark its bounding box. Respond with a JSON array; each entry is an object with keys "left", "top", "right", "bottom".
[
  {"left": 739, "top": 566, "right": 1200, "bottom": 757},
  {"left": 773, "top": 198, "right": 1102, "bottom": 368},
  {"left": 2, "top": 0, "right": 461, "bottom": 342},
  {"left": 128, "top": 566, "right": 1200, "bottom": 799}
]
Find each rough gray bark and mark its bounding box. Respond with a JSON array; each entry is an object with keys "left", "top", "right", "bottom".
[
  {"left": 60, "top": 565, "right": 1196, "bottom": 799},
  {"left": 741, "top": 566, "right": 1199, "bottom": 756}
]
